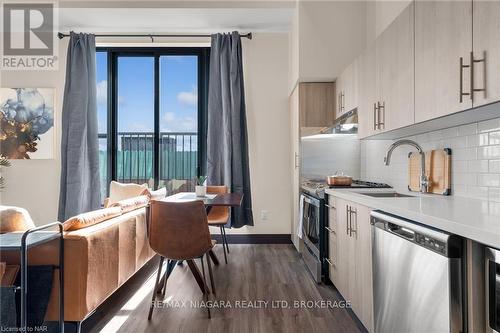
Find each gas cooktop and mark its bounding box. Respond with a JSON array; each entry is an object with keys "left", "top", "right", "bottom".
[{"left": 301, "top": 179, "right": 392, "bottom": 199}]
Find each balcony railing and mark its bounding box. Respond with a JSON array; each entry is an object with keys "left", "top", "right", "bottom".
[{"left": 98, "top": 132, "right": 198, "bottom": 193}]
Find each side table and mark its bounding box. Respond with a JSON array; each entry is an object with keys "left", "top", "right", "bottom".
[{"left": 0, "top": 222, "right": 64, "bottom": 332}]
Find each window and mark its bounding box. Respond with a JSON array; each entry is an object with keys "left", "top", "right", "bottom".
[{"left": 96, "top": 48, "right": 209, "bottom": 197}]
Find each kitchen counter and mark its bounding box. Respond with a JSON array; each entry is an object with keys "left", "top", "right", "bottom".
[{"left": 325, "top": 188, "right": 500, "bottom": 249}]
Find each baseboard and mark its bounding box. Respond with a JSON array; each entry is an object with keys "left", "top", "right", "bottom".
[{"left": 211, "top": 233, "right": 292, "bottom": 244}]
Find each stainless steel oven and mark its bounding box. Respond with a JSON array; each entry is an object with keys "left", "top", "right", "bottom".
[
  {"left": 300, "top": 192, "right": 325, "bottom": 283},
  {"left": 486, "top": 246, "right": 500, "bottom": 333}
]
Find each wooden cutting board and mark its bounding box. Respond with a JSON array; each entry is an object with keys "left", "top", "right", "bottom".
[{"left": 408, "top": 148, "right": 451, "bottom": 195}]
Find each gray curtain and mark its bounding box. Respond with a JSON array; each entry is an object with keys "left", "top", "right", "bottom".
[
  {"left": 207, "top": 32, "right": 253, "bottom": 228},
  {"left": 58, "top": 32, "right": 100, "bottom": 221}
]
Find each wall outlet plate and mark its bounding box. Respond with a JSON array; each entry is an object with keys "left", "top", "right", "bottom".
[{"left": 260, "top": 210, "right": 269, "bottom": 220}]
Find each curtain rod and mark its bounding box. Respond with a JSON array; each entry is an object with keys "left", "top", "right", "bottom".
[{"left": 57, "top": 32, "right": 252, "bottom": 40}]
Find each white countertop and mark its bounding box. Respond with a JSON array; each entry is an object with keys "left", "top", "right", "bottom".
[{"left": 325, "top": 188, "right": 500, "bottom": 249}]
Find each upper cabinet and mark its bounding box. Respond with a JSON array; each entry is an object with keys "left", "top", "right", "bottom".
[
  {"left": 358, "top": 2, "right": 414, "bottom": 138},
  {"left": 298, "top": 82, "right": 336, "bottom": 128},
  {"left": 376, "top": 2, "right": 415, "bottom": 131},
  {"left": 473, "top": 0, "right": 500, "bottom": 107},
  {"left": 336, "top": 59, "right": 359, "bottom": 117},
  {"left": 415, "top": 0, "right": 473, "bottom": 122},
  {"left": 358, "top": 45, "right": 377, "bottom": 138},
  {"left": 356, "top": 0, "right": 500, "bottom": 138}
]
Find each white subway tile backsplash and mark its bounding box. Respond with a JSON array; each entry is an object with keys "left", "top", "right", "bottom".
[
  {"left": 452, "top": 172, "right": 476, "bottom": 186},
  {"left": 487, "top": 202, "right": 500, "bottom": 216},
  {"left": 489, "top": 131, "right": 500, "bottom": 145},
  {"left": 361, "top": 117, "right": 500, "bottom": 205},
  {"left": 361, "top": 118, "right": 500, "bottom": 202},
  {"left": 478, "top": 146, "right": 500, "bottom": 159},
  {"left": 453, "top": 147, "right": 477, "bottom": 160},
  {"left": 489, "top": 160, "right": 500, "bottom": 173},
  {"left": 446, "top": 136, "right": 466, "bottom": 148},
  {"left": 468, "top": 160, "right": 488, "bottom": 173},
  {"left": 466, "top": 133, "right": 488, "bottom": 147},
  {"left": 454, "top": 161, "right": 468, "bottom": 173},
  {"left": 489, "top": 187, "right": 500, "bottom": 202},
  {"left": 477, "top": 173, "right": 500, "bottom": 187},
  {"left": 465, "top": 185, "right": 488, "bottom": 200}
]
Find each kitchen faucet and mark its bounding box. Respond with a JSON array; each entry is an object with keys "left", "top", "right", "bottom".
[{"left": 384, "top": 139, "right": 429, "bottom": 193}]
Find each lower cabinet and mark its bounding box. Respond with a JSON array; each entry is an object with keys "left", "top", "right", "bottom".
[{"left": 327, "top": 196, "right": 374, "bottom": 332}]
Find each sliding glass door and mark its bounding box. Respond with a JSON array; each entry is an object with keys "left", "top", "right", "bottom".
[
  {"left": 117, "top": 56, "right": 155, "bottom": 187},
  {"left": 159, "top": 55, "right": 200, "bottom": 192},
  {"left": 96, "top": 48, "right": 209, "bottom": 196}
]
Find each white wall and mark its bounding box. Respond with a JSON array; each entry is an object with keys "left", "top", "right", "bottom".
[
  {"left": 0, "top": 39, "right": 68, "bottom": 225},
  {"left": 229, "top": 33, "right": 291, "bottom": 234}
]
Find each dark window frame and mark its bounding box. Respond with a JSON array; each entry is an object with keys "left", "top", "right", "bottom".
[{"left": 97, "top": 46, "right": 210, "bottom": 191}]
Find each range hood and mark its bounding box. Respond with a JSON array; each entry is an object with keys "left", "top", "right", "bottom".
[{"left": 302, "top": 109, "right": 358, "bottom": 138}]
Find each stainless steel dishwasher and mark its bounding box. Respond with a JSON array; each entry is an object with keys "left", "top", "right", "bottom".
[{"left": 371, "top": 210, "right": 464, "bottom": 333}]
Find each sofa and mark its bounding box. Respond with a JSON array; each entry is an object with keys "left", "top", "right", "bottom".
[{"left": 0, "top": 182, "right": 164, "bottom": 329}]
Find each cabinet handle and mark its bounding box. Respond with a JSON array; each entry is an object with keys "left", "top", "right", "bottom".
[
  {"left": 377, "top": 101, "right": 385, "bottom": 130},
  {"left": 460, "top": 56, "right": 471, "bottom": 103},
  {"left": 341, "top": 91, "right": 345, "bottom": 112},
  {"left": 325, "top": 258, "right": 335, "bottom": 267},
  {"left": 471, "top": 50, "right": 487, "bottom": 101},
  {"left": 346, "top": 205, "right": 350, "bottom": 235},
  {"left": 294, "top": 153, "right": 299, "bottom": 169},
  {"left": 349, "top": 208, "right": 357, "bottom": 238},
  {"left": 373, "top": 103, "right": 378, "bottom": 130},
  {"left": 325, "top": 226, "right": 336, "bottom": 234}
]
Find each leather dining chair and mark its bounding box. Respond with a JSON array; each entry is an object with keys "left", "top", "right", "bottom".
[
  {"left": 206, "top": 186, "right": 230, "bottom": 264},
  {"left": 147, "top": 200, "right": 216, "bottom": 319}
]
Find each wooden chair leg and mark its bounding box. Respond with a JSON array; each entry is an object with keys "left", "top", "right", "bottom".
[
  {"left": 220, "top": 226, "right": 228, "bottom": 264},
  {"left": 148, "top": 256, "right": 164, "bottom": 320},
  {"left": 200, "top": 255, "right": 211, "bottom": 319},
  {"left": 160, "top": 260, "right": 171, "bottom": 299},
  {"left": 222, "top": 226, "right": 230, "bottom": 253},
  {"left": 206, "top": 252, "right": 216, "bottom": 295}
]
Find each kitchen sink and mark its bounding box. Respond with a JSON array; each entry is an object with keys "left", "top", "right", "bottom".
[{"left": 358, "top": 192, "right": 415, "bottom": 198}]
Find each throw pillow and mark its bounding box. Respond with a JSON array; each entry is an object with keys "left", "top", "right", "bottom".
[
  {"left": 111, "top": 195, "right": 150, "bottom": 213},
  {"left": 141, "top": 187, "right": 167, "bottom": 201},
  {"left": 63, "top": 206, "right": 122, "bottom": 231},
  {"left": 0, "top": 206, "right": 36, "bottom": 234},
  {"left": 106, "top": 181, "right": 148, "bottom": 207}
]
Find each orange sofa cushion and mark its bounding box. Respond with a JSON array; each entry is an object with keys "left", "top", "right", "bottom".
[{"left": 63, "top": 207, "right": 122, "bottom": 231}]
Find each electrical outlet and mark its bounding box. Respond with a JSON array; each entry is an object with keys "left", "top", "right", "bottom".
[{"left": 260, "top": 210, "right": 268, "bottom": 220}]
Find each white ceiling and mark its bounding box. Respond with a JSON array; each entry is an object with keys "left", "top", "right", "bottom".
[{"left": 58, "top": 7, "right": 294, "bottom": 34}]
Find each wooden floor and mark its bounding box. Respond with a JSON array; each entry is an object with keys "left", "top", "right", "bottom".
[{"left": 84, "top": 244, "right": 364, "bottom": 333}]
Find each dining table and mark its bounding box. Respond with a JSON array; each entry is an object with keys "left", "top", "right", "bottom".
[{"left": 150, "top": 191, "right": 243, "bottom": 295}]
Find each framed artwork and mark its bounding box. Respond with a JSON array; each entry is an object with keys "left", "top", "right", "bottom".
[{"left": 0, "top": 88, "right": 55, "bottom": 159}]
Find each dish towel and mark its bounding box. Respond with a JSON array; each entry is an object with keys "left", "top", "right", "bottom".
[{"left": 297, "top": 194, "right": 305, "bottom": 239}]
